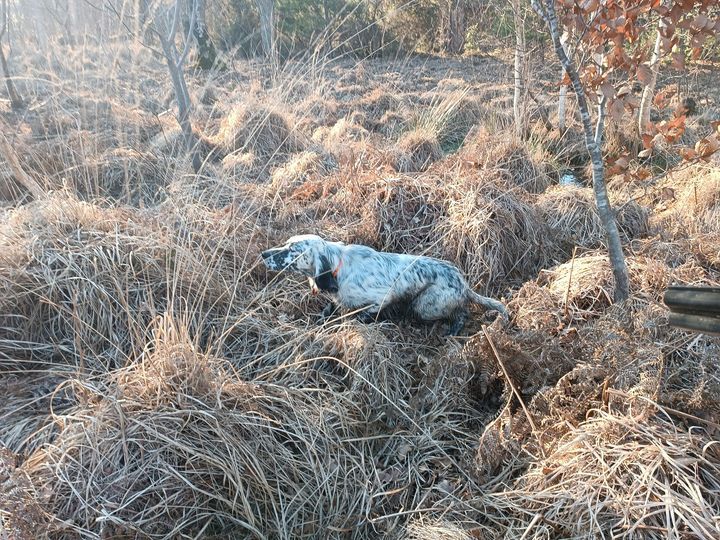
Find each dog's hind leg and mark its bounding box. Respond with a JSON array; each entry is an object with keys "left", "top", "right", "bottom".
[
  {"left": 355, "top": 303, "right": 383, "bottom": 323},
  {"left": 445, "top": 309, "right": 468, "bottom": 336}
]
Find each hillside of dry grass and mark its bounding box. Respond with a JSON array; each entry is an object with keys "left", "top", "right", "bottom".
[{"left": 1, "top": 42, "right": 719, "bottom": 539}]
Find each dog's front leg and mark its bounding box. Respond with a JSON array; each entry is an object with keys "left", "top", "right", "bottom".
[{"left": 318, "top": 301, "right": 339, "bottom": 323}]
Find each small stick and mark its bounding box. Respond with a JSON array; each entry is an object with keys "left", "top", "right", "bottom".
[
  {"left": 564, "top": 245, "right": 578, "bottom": 319},
  {"left": 519, "top": 513, "right": 544, "bottom": 540},
  {"left": 0, "top": 130, "right": 44, "bottom": 199},
  {"left": 482, "top": 325, "right": 544, "bottom": 458}
]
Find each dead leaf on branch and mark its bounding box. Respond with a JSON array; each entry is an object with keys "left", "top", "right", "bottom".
[{"left": 636, "top": 64, "right": 653, "bottom": 85}]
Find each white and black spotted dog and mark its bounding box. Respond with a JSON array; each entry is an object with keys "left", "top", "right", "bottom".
[{"left": 261, "top": 234, "right": 507, "bottom": 335}]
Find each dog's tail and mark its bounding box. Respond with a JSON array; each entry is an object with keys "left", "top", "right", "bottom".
[{"left": 468, "top": 290, "right": 508, "bottom": 319}]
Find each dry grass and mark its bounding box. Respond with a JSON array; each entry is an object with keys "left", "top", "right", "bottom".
[
  {"left": 8, "top": 315, "right": 491, "bottom": 538},
  {"left": 393, "top": 129, "right": 444, "bottom": 172},
  {"left": 537, "top": 185, "right": 651, "bottom": 250},
  {"left": 2, "top": 40, "right": 720, "bottom": 540},
  {"left": 437, "top": 177, "right": 557, "bottom": 293},
  {"left": 675, "top": 166, "right": 720, "bottom": 233},
  {"left": 0, "top": 190, "right": 257, "bottom": 373},
  {"left": 216, "top": 101, "right": 305, "bottom": 158},
  {"left": 486, "top": 407, "right": 720, "bottom": 539},
  {"left": 460, "top": 129, "right": 555, "bottom": 193},
  {"left": 270, "top": 150, "right": 337, "bottom": 196}
]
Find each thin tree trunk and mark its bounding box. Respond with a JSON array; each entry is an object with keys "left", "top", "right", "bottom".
[
  {"left": 557, "top": 30, "right": 571, "bottom": 131},
  {"left": 447, "top": 0, "right": 466, "bottom": 54},
  {"left": 0, "top": 44, "right": 23, "bottom": 109},
  {"left": 638, "top": 23, "right": 663, "bottom": 137},
  {"left": 532, "top": 0, "right": 629, "bottom": 302},
  {"left": 192, "top": 0, "right": 217, "bottom": 69},
  {"left": 512, "top": 0, "right": 526, "bottom": 138},
  {"left": 256, "top": 0, "right": 275, "bottom": 62},
  {"left": 158, "top": 1, "right": 201, "bottom": 173},
  {"left": 0, "top": 0, "right": 23, "bottom": 110}
]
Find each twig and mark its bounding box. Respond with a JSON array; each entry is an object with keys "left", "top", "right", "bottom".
[
  {"left": 481, "top": 325, "right": 544, "bottom": 458},
  {"left": 564, "top": 245, "right": 578, "bottom": 319},
  {"left": 0, "top": 130, "right": 43, "bottom": 199}
]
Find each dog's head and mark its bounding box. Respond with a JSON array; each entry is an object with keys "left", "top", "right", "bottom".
[{"left": 261, "top": 235, "right": 340, "bottom": 292}]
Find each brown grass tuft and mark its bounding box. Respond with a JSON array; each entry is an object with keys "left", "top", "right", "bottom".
[
  {"left": 217, "top": 102, "right": 305, "bottom": 158},
  {"left": 393, "top": 130, "right": 443, "bottom": 173},
  {"left": 486, "top": 407, "right": 720, "bottom": 539},
  {"left": 12, "top": 315, "right": 489, "bottom": 538},
  {"left": 437, "top": 178, "right": 557, "bottom": 292},
  {"left": 537, "top": 185, "right": 651, "bottom": 251},
  {"left": 270, "top": 150, "right": 337, "bottom": 196},
  {"left": 0, "top": 191, "right": 249, "bottom": 372},
  {"left": 459, "top": 129, "right": 553, "bottom": 193},
  {"left": 0, "top": 449, "right": 48, "bottom": 538}
]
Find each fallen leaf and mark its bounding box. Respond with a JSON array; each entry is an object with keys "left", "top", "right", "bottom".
[
  {"left": 636, "top": 64, "right": 653, "bottom": 85},
  {"left": 696, "top": 136, "right": 720, "bottom": 157},
  {"left": 600, "top": 81, "right": 615, "bottom": 99},
  {"left": 679, "top": 147, "right": 698, "bottom": 161},
  {"left": 660, "top": 187, "right": 675, "bottom": 201}
]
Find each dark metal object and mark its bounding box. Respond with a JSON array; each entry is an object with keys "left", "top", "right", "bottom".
[{"left": 663, "top": 286, "right": 720, "bottom": 335}]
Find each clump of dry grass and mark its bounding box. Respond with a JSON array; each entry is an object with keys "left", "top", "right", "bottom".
[
  {"left": 459, "top": 129, "right": 554, "bottom": 193},
  {"left": 357, "top": 87, "right": 400, "bottom": 127},
  {"left": 403, "top": 519, "right": 475, "bottom": 539},
  {"left": 537, "top": 185, "right": 650, "bottom": 250},
  {"left": 219, "top": 150, "right": 260, "bottom": 182},
  {"left": 406, "top": 90, "right": 486, "bottom": 149},
  {"left": 604, "top": 116, "right": 643, "bottom": 159},
  {"left": 166, "top": 168, "right": 242, "bottom": 209},
  {"left": 689, "top": 232, "right": 720, "bottom": 273},
  {"left": 325, "top": 117, "right": 370, "bottom": 145},
  {"left": 27, "top": 94, "right": 160, "bottom": 145},
  {"left": 0, "top": 448, "right": 48, "bottom": 538},
  {"left": 0, "top": 373, "right": 76, "bottom": 457},
  {"left": 510, "top": 252, "right": 713, "bottom": 329},
  {"left": 675, "top": 167, "right": 720, "bottom": 233},
  {"left": 270, "top": 150, "right": 337, "bottom": 196},
  {"left": 377, "top": 110, "right": 407, "bottom": 138},
  {"left": 486, "top": 407, "right": 720, "bottom": 539},
  {"left": 366, "top": 175, "right": 446, "bottom": 253},
  {"left": 11, "top": 314, "right": 490, "bottom": 538},
  {"left": 0, "top": 191, "right": 248, "bottom": 372},
  {"left": 87, "top": 148, "right": 176, "bottom": 204},
  {"left": 436, "top": 177, "right": 557, "bottom": 293},
  {"left": 217, "top": 101, "right": 305, "bottom": 158},
  {"left": 393, "top": 129, "right": 444, "bottom": 173}
]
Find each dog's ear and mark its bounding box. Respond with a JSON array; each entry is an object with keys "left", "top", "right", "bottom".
[
  {"left": 313, "top": 252, "right": 332, "bottom": 277},
  {"left": 314, "top": 271, "right": 338, "bottom": 293},
  {"left": 313, "top": 254, "right": 338, "bottom": 293}
]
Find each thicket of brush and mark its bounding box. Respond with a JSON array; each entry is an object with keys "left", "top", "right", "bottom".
[{"left": 1, "top": 34, "right": 720, "bottom": 540}]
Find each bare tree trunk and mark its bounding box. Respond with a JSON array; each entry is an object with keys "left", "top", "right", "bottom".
[
  {"left": 532, "top": 0, "right": 629, "bottom": 302},
  {"left": 0, "top": 0, "right": 23, "bottom": 110},
  {"left": 557, "top": 30, "right": 571, "bottom": 131},
  {"left": 638, "top": 23, "right": 663, "bottom": 137},
  {"left": 447, "top": 0, "right": 466, "bottom": 54},
  {"left": 256, "top": 0, "right": 275, "bottom": 62},
  {"left": 512, "top": 0, "right": 526, "bottom": 138},
  {"left": 156, "top": 0, "right": 201, "bottom": 173},
  {"left": 192, "top": 0, "right": 217, "bottom": 69}
]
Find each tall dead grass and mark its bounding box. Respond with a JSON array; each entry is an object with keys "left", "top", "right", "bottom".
[
  {"left": 486, "top": 407, "right": 720, "bottom": 539},
  {"left": 9, "top": 315, "right": 491, "bottom": 538},
  {"left": 537, "top": 185, "right": 650, "bottom": 251},
  {"left": 2, "top": 38, "right": 720, "bottom": 540}
]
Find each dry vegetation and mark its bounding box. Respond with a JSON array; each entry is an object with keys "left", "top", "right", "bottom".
[{"left": 1, "top": 25, "right": 720, "bottom": 540}]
